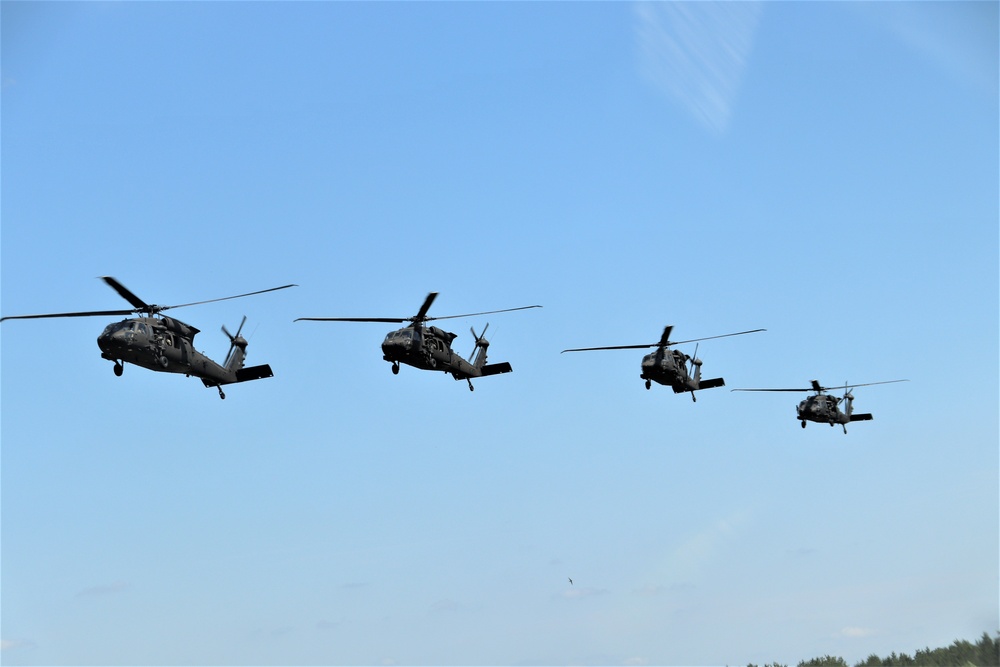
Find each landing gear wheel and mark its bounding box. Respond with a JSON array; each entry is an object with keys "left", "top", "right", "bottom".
[
  {"left": 391, "top": 363, "right": 400, "bottom": 375},
  {"left": 467, "top": 380, "right": 475, "bottom": 392},
  {"left": 158, "top": 356, "right": 168, "bottom": 368},
  {"left": 800, "top": 421, "right": 806, "bottom": 428},
  {"left": 113, "top": 363, "right": 124, "bottom": 377},
  {"left": 645, "top": 379, "right": 651, "bottom": 390},
  {"left": 218, "top": 387, "right": 226, "bottom": 400}
]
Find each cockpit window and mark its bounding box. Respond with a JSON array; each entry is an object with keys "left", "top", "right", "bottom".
[{"left": 102, "top": 321, "right": 131, "bottom": 336}]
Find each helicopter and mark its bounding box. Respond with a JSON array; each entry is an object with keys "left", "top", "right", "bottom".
[
  {"left": 731, "top": 379, "right": 908, "bottom": 433},
  {"left": 562, "top": 325, "right": 765, "bottom": 400},
  {"left": 0, "top": 276, "right": 296, "bottom": 399},
  {"left": 295, "top": 292, "right": 541, "bottom": 391}
]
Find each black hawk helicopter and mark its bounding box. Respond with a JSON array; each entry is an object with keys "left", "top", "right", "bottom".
[
  {"left": 562, "top": 325, "right": 765, "bottom": 400},
  {"left": 296, "top": 292, "right": 540, "bottom": 391},
  {"left": 0, "top": 276, "right": 296, "bottom": 399},
  {"left": 732, "top": 379, "right": 908, "bottom": 433}
]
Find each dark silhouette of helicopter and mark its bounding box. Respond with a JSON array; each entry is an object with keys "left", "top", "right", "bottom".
[
  {"left": 296, "top": 292, "right": 540, "bottom": 391},
  {"left": 562, "top": 325, "right": 764, "bottom": 400},
  {"left": 0, "top": 276, "right": 296, "bottom": 399},
  {"left": 732, "top": 379, "right": 908, "bottom": 433}
]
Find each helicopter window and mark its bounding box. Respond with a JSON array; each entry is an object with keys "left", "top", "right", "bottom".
[{"left": 137, "top": 323, "right": 148, "bottom": 335}]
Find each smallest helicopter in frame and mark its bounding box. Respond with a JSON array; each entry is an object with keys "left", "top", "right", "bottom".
[
  {"left": 731, "top": 379, "right": 908, "bottom": 433},
  {"left": 0, "top": 277, "right": 296, "bottom": 399},
  {"left": 561, "top": 325, "right": 765, "bottom": 401}
]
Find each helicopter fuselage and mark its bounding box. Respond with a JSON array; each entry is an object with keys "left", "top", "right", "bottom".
[
  {"left": 796, "top": 394, "right": 872, "bottom": 428},
  {"left": 97, "top": 315, "right": 272, "bottom": 392},
  {"left": 380, "top": 324, "right": 510, "bottom": 382},
  {"left": 99, "top": 316, "right": 195, "bottom": 374},
  {"left": 640, "top": 347, "right": 724, "bottom": 395}
]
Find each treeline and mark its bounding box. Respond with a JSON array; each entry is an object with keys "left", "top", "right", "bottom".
[{"left": 748, "top": 632, "right": 999, "bottom": 667}]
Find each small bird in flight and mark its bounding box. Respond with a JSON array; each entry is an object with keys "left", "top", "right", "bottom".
[{"left": 568, "top": 577, "right": 573, "bottom": 585}]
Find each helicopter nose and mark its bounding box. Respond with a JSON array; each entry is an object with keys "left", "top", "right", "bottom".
[{"left": 97, "top": 329, "right": 124, "bottom": 353}]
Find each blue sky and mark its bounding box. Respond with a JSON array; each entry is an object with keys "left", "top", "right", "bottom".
[{"left": 1, "top": 2, "right": 996, "bottom": 665}]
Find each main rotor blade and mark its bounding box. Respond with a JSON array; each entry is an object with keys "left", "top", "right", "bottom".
[
  {"left": 732, "top": 378, "right": 908, "bottom": 393},
  {"left": 427, "top": 304, "right": 542, "bottom": 322},
  {"left": 296, "top": 298, "right": 540, "bottom": 326},
  {"left": 102, "top": 276, "right": 150, "bottom": 310},
  {"left": 166, "top": 284, "right": 298, "bottom": 311},
  {"left": 562, "top": 343, "right": 657, "bottom": 353},
  {"left": 825, "top": 379, "right": 909, "bottom": 391},
  {"left": 731, "top": 387, "right": 812, "bottom": 392},
  {"left": 3, "top": 281, "right": 297, "bottom": 323},
  {"left": 413, "top": 292, "right": 439, "bottom": 322},
  {"left": 658, "top": 325, "right": 674, "bottom": 347},
  {"left": 562, "top": 327, "right": 764, "bottom": 354},
  {"left": 295, "top": 317, "right": 407, "bottom": 323},
  {"left": 668, "top": 329, "right": 766, "bottom": 347},
  {"left": 1, "top": 309, "right": 135, "bottom": 322}
]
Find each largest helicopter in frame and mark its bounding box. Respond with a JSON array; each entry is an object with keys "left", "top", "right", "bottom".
[
  {"left": 562, "top": 325, "right": 765, "bottom": 401},
  {"left": 0, "top": 277, "right": 296, "bottom": 399},
  {"left": 296, "top": 292, "right": 541, "bottom": 391}
]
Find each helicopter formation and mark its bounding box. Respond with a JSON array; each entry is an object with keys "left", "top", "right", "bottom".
[{"left": 0, "top": 278, "right": 907, "bottom": 431}]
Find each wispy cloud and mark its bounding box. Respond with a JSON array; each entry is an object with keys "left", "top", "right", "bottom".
[
  {"left": 888, "top": 2, "right": 998, "bottom": 95},
  {"left": 316, "top": 619, "right": 341, "bottom": 631},
  {"left": 75, "top": 580, "right": 131, "bottom": 599},
  {"left": 631, "top": 582, "right": 695, "bottom": 597},
  {"left": 855, "top": 2, "right": 998, "bottom": 96},
  {"left": 428, "top": 598, "right": 466, "bottom": 614},
  {"left": 1, "top": 639, "right": 36, "bottom": 652},
  {"left": 654, "top": 509, "right": 753, "bottom": 587},
  {"left": 557, "top": 586, "right": 608, "bottom": 601},
  {"left": 634, "top": 1, "right": 762, "bottom": 135},
  {"left": 838, "top": 626, "right": 877, "bottom": 638},
  {"left": 624, "top": 657, "right": 651, "bottom": 666},
  {"left": 338, "top": 581, "right": 371, "bottom": 591}
]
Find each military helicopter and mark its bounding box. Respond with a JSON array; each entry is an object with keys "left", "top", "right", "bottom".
[
  {"left": 0, "top": 276, "right": 296, "bottom": 399},
  {"left": 296, "top": 292, "right": 541, "bottom": 391},
  {"left": 562, "top": 325, "right": 765, "bottom": 400},
  {"left": 732, "top": 379, "right": 908, "bottom": 433}
]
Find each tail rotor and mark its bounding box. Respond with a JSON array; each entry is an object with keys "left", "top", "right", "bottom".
[
  {"left": 469, "top": 323, "right": 492, "bottom": 357},
  {"left": 222, "top": 315, "right": 248, "bottom": 368}
]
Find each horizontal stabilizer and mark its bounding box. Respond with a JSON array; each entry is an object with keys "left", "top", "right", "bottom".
[
  {"left": 480, "top": 362, "right": 513, "bottom": 377},
  {"left": 849, "top": 413, "right": 873, "bottom": 422},
  {"left": 673, "top": 377, "right": 725, "bottom": 393},
  {"left": 235, "top": 364, "right": 274, "bottom": 383},
  {"left": 698, "top": 377, "right": 725, "bottom": 390}
]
